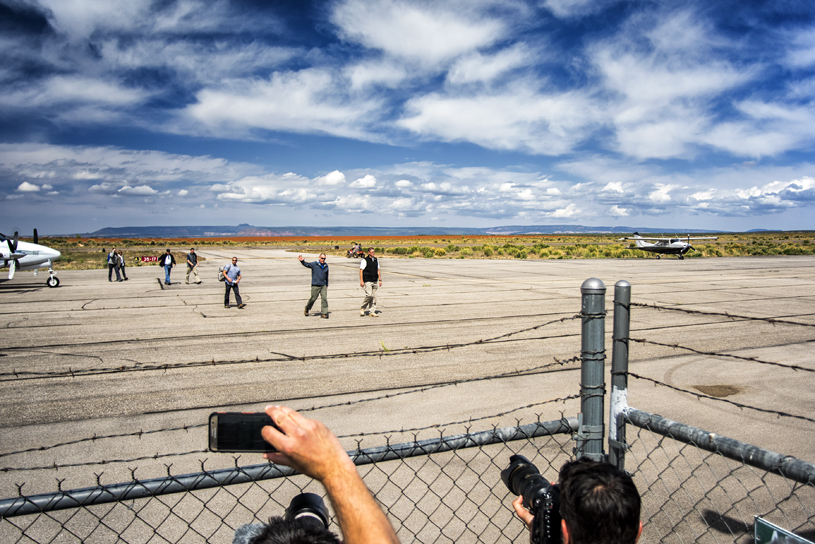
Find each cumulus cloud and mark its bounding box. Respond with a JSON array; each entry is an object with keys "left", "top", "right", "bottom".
[
  {"left": 16, "top": 182, "right": 40, "bottom": 192},
  {"left": 350, "top": 174, "right": 377, "bottom": 188}
]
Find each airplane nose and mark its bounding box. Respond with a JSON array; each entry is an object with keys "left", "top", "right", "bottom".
[{"left": 50, "top": 249, "right": 61, "bottom": 260}]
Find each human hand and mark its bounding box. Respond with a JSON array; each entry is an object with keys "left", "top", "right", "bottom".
[
  {"left": 261, "top": 405, "right": 355, "bottom": 484},
  {"left": 298, "top": 255, "right": 304, "bottom": 261},
  {"left": 512, "top": 496, "right": 534, "bottom": 531}
]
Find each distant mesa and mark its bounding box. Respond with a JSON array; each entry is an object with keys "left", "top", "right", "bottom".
[{"left": 80, "top": 225, "right": 725, "bottom": 238}]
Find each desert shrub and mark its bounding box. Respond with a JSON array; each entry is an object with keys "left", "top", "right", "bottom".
[
  {"left": 460, "top": 248, "right": 473, "bottom": 256},
  {"left": 445, "top": 244, "right": 460, "bottom": 253},
  {"left": 483, "top": 247, "right": 494, "bottom": 256},
  {"left": 434, "top": 248, "right": 446, "bottom": 257},
  {"left": 516, "top": 250, "right": 528, "bottom": 259},
  {"left": 409, "top": 246, "right": 421, "bottom": 253},
  {"left": 423, "top": 249, "right": 435, "bottom": 258},
  {"left": 496, "top": 249, "right": 504, "bottom": 255},
  {"left": 539, "top": 250, "right": 550, "bottom": 258}
]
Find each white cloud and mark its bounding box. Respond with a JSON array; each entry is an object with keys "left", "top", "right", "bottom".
[
  {"left": 550, "top": 203, "right": 579, "bottom": 217},
  {"left": 331, "top": 0, "right": 507, "bottom": 67},
  {"left": 178, "top": 189, "right": 189, "bottom": 196},
  {"left": 351, "top": 174, "right": 377, "bottom": 188},
  {"left": 649, "top": 184, "right": 678, "bottom": 203},
  {"left": 447, "top": 44, "right": 534, "bottom": 84},
  {"left": 183, "top": 68, "right": 383, "bottom": 140},
  {"left": 16, "top": 182, "right": 40, "bottom": 192},
  {"left": 316, "top": 171, "right": 346, "bottom": 186},
  {"left": 602, "top": 182, "right": 624, "bottom": 193},
  {"left": 607, "top": 205, "right": 629, "bottom": 216},
  {"left": 399, "top": 86, "right": 600, "bottom": 155},
  {"left": 395, "top": 179, "right": 413, "bottom": 188},
  {"left": 118, "top": 185, "right": 157, "bottom": 196}
]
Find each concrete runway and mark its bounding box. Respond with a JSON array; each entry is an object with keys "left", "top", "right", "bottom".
[{"left": 1, "top": 250, "right": 814, "bottom": 498}]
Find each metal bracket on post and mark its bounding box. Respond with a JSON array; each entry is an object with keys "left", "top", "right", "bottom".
[
  {"left": 609, "top": 280, "right": 631, "bottom": 470},
  {"left": 577, "top": 278, "right": 606, "bottom": 461}
]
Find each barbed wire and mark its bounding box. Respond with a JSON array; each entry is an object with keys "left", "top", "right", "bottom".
[
  {"left": 629, "top": 301, "right": 815, "bottom": 328},
  {"left": 0, "top": 356, "right": 582, "bottom": 462},
  {"left": 628, "top": 338, "right": 815, "bottom": 373},
  {"left": 0, "top": 395, "right": 579, "bottom": 473},
  {"left": 628, "top": 372, "right": 815, "bottom": 424},
  {"left": 0, "top": 314, "right": 582, "bottom": 381}
]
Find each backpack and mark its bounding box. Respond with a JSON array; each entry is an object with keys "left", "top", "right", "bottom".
[{"left": 218, "top": 263, "right": 229, "bottom": 282}]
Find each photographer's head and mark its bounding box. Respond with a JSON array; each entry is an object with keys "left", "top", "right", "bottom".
[
  {"left": 233, "top": 516, "right": 340, "bottom": 544},
  {"left": 558, "top": 458, "right": 641, "bottom": 544},
  {"left": 233, "top": 493, "right": 340, "bottom": 544}
]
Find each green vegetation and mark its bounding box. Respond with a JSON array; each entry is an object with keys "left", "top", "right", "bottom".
[{"left": 25, "top": 231, "right": 815, "bottom": 271}]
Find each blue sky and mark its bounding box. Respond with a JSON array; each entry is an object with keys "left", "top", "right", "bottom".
[{"left": 1, "top": 0, "right": 814, "bottom": 234}]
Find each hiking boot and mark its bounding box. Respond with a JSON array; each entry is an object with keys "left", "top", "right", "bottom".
[
  {"left": 360, "top": 309, "right": 366, "bottom": 317},
  {"left": 320, "top": 314, "right": 329, "bottom": 319},
  {"left": 304, "top": 307, "right": 310, "bottom": 316},
  {"left": 369, "top": 311, "right": 379, "bottom": 317},
  {"left": 224, "top": 305, "right": 230, "bottom": 308},
  {"left": 238, "top": 304, "right": 246, "bottom": 309}
]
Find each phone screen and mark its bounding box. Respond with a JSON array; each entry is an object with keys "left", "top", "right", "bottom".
[{"left": 209, "top": 412, "right": 278, "bottom": 452}]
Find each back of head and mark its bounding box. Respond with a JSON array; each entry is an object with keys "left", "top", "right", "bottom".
[
  {"left": 245, "top": 516, "right": 341, "bottom": 544},
  {"left": 559, "top": 458, "right": 641, "bottom": 544}
]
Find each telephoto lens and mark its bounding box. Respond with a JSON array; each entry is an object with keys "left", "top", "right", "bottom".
[
  {"left": 501, "top": 455, "right": 562, "bottom": 544},
  {"left": 285, "top": 493, "right": 330, "bottom": 532}
]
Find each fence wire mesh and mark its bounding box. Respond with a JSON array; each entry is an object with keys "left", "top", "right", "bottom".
[
  {"left": 0, "top": 421, "right": 576, "bottom": 544},
  {"left": 626, "top": 419, "right": 815, "bottom": 544}
]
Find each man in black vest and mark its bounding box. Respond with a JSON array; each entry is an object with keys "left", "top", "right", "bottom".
[{"left": 359, "top": 247, "right": 382, "bottom": 317}]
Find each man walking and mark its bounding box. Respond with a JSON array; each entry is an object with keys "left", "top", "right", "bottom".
[
  {"left": 359, "top": 247, "right": 381, "bottom": 317},
  {"left": 299, "top": 253, "right": 329, "bottom": 319},
  {"left": 223, "top": 256, "right": 245, "bottom": 309},
  {"left": 159, "top": 248, "right": 176, "bottom": 285},
  {"left": 185, "top": 247, "right": 201, "bottom": 284},
  {"left": 107, "top": 247, "right": 121, "bottom": 282}
]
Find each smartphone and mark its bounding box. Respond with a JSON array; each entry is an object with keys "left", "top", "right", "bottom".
[{"left": 209, "top": 412, "right": 279, "bottom": 453}]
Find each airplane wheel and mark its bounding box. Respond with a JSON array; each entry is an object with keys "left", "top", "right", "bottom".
[
  {"left": 679, "top": 256, "right": 684, "bottom": 260},
  {"left": 47, "top": 276, "right": 60, "bottom": 288},
  {"left": 656, "top": 255, "right": 661, "bottom": 259}
]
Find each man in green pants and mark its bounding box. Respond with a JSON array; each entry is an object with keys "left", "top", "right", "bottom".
[{"left": 299, "top": 253, "right": 329, "bottom": 319}]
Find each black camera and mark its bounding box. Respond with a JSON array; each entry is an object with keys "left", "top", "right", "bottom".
[
  {"left": 285, "top": 493, "right": 330, "bottom": 532},
  {"left": 501, "top": 454, "right": 561, "bottom": 544}
]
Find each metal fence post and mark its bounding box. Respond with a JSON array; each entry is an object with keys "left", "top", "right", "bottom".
[
  {"left": 577, "top": 278, "right": 606, "bottom": 461},
  {"left": 609, "top": 280, "right": 630, "bottom": 470}
]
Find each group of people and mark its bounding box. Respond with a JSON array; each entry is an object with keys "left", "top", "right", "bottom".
[
  {"left": 106, "top": 247, "right": 129, "bottom": 282},
  {"left": 157, "top": 248, "right": 202, "bottom": 286},
  {"left": 299, "top": 247, "right": 382, "bottom": 319},
  {"left": 234, "top": 406, "right": 642, "bottom": 544}
]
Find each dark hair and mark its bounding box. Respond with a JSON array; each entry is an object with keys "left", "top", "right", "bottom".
[
  {"left": 249, "top": 516, "right": 341, "bottom": 544},
  {"left": 559, "top": 458, "right": 641, "bottom": 544}
]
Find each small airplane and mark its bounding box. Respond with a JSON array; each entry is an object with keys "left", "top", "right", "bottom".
[
  {"left": 618, "top": 232, "right": 719, "bottom": 260},
  {"left": 1, "top": 229, "right": 62, "bottom": 287}
]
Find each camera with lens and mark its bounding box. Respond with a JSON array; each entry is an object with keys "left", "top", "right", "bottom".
[
  {"left": 501, "top": 454, "right": 561, "bottom": 544},
  {"left": 285, "top": 493, "right": 331, "bottom": 532}
]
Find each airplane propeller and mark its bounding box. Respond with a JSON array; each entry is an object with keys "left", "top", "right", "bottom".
[
  {"left": 5, "top": 232, "right": 20, "bottom": 280},
  {"left": 33, "top": 228, "right": 38, "bottom": 245}
]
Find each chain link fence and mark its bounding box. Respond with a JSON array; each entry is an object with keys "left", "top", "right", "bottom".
[
  {"left": 626, "top": 414, "right": 815, "bottom": 544},
  {"left": 0, "top": 419, "right": 577, "bottom": 543}
]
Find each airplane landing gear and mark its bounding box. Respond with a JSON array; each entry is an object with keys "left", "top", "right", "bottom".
[
  {"left": 47, "top": 269, "right": 59, "bottom": 288},
  {"left": 655, "top": 255, "right": 661, "bottom": 259},
  {"left": 678, "top": 255, "right": 684, "bottom": 260}
]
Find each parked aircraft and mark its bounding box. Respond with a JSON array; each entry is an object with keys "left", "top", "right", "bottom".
[
  {"left": 618, "top": 232, "right": 719, "bottom": 260},
  {"left": 1, "top": 230, "right": 62, "bottom": 287}
]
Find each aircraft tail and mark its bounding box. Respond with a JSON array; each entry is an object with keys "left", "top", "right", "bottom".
[{"left": 630, "top": 232, "right": 647, "bottom": 248}]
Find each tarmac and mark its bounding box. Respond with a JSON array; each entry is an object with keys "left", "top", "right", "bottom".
[{"left": 1, "top": 250, "right": 814, "bottom": 498}]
